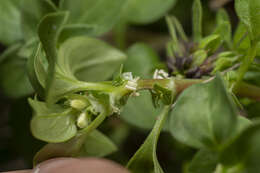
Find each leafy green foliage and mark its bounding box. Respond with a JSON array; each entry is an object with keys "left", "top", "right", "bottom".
[
  {"left": 57, "top": 36, "right": 126, "bottom": 82},
  {"left": 125, "top": 0, "right": 177, "bottom": 24},
  {"left": 29, "top": 98, "right": 77, "bottom": 143},
  {"left": 188, "top": 149, "right": 219, "bottom": 173},
  {"left": 235, "top": 0, "right": 260, "bottom": 41},
  {"left": 220, "top": 120, "right": 260, "bottom": 173},
  {"left": 21, "top": 0, "right": 57, "bottom": 40},
  {"left": 0, "top": 0, "right": 22, "bottom": 45},
  {"left": 169, "top": 74, "right": 238, "bottom": 149},
  {"left": 79, "top": 130, "right": 117, "bottom": 157},
  {"left": 127, "top": 106, "right": 170, "bottom": 173},
  {"left": 31, "top": 109, "right": 77, "bottom": 143},
  {"left": 0, "top": 44, "right": 33, "bottom": 98},
  {"left": 214, "top": 9, "right": 232, "bottom": 48},
  {"left": 60, "top": 0, "right": 126, "bottom": 35}
]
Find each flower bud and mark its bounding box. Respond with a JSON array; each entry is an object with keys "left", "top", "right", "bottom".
[{"left": 70, "top": 99, "right": 87, "bottom": 110}]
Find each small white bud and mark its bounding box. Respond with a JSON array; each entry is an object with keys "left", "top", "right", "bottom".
[
  {"left": 153, "top": 69, "right": 169, "bottom": 79},
  {"left": 77, "top": 112, "right": 88, "bottom": 129},
  {"left": 122, "top": 72, "right": 134, "bottom": 81},
  {"left": 122, "top": 72, "right": 139, "bottom": 91},
  {"left": 70, "top": 99, "right": 87, "bottom": 110}
]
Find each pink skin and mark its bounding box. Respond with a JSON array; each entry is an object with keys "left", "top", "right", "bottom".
[{"left": 4, "top": 158, "right": 130, "bottom": 173}]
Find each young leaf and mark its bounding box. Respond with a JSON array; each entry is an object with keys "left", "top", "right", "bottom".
[
  {"left": 60, "top": 0, "right": 126, "bottom": 35},
  {"left": 235, "top": 0, "right": 260, "bottom": 41},
  {"left": 215, "top": 9, "right": 232, "bottom": 48},
  {"left": 233, "top": 22, "right": 251, "bottom": 52},
  {"left": 125, "top": 0, "right": 177, "bottom": 24},
  {"left": 171, "top": 16, "right": 188, "bottom": 42},
  {"left": 0, "top": 0, "right": 22, "bottom": 45},
  {"left": 127, "top": 106, "right": 170, "bottom": 173},
  {"left": 33, "top": 130, "right": 117, "bottom": 165},
  {"left": 165, "top": 16, "right": 181, "bottom": 55},
  {"left": 169, "top": 74, "right": 238, "bottom": 149},
  {"left": 192, "top": 0, "right": 203, "bottom": 42},
  {"left": 198, "top": 34, "right": 221, "bottom": 54}
]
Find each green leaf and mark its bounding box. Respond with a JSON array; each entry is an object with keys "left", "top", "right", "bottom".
[
  {"left": 78, "top": 130, "right": 117, "bottom": 157},
  {"left": 21, "top": 0, "right": 57, "bottom": 40},
  {"left": 220, "top": 120, "right": 260, "bottom": 173},
  {"left": 0, "top": 0, "right": 22, "bottom": 45},
  {"left": 28, "top": 98, "right": 65, "bottom": 116},
  {"left": 58, "top": 24, "right": 95, "bottom": 44},
  {"left": 0, "top": 44, "right": 33, "bottom": 98},
  {"left": 47, "top": 36, "right": 126, "bottom": 104},
  {"left": 235, "top": 0, "right": 260, "bottom": 41},
  {"left": 198, "top": 34, "right": 221, "bottom": 54},
  {"left": 60, "top": 0, "right": 126, "bottom": 35},
  {"left": 125, "top": 0, "right": 177, "bottom": 24},
  {"left": 121, "top": 91, "right": 163, "bottom": 129},
  {"left": 127, "top": 106, "right": 170, "bottom": 173},
  {"left": 33, "top": 130, "right": 117, "bottom": 165},
  {"left": 124, "top": 43, "right": 162, "bottom": 78},
  {"left": 31, "top": 108, "right": 77, "bottom": 143},
  {"left": 171, "top": 16, "right": 188, "bottom": 42},
  {"left": 165, "top": 16, "right": 181, "bottom": 55},
  {"left": 57, "top": 36, "right": 126, "bottom": 82},
  {"left": 169, "top": 74, "right": 238, "bottom": 149},
  {"left": 192, "top": 0, "right": 203, "bottom": 42},
  {"left": 188, "top": 149, "right": 218, "bottom": 173}
]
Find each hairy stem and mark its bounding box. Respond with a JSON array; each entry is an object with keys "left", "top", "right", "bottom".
[{"left": 137, "top": 78, "right": 260, "bottom": 101}]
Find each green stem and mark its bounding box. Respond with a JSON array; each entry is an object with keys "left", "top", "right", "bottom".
[
  {"left": 236, "top": 82, "right": 260, "bottom": 101},
  {"left": 137, "top": 78, "right": 203, "bottom": 92},
  {"left": 79, "top": 112, "right": 106, "bottom": 136},
  {"left": 81, "top": 78, "right": 260, "bottom": 102},
  {"left": 234, "top": 41, "right": 258, "bottom": 91}
]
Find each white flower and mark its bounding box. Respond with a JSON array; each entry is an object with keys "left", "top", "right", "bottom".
[
  {"left": 122, "top": 72, "right": 139, "bottom": 91},
  {"left": 153, "top": 69, "right": 169, "bottom": 79}
]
